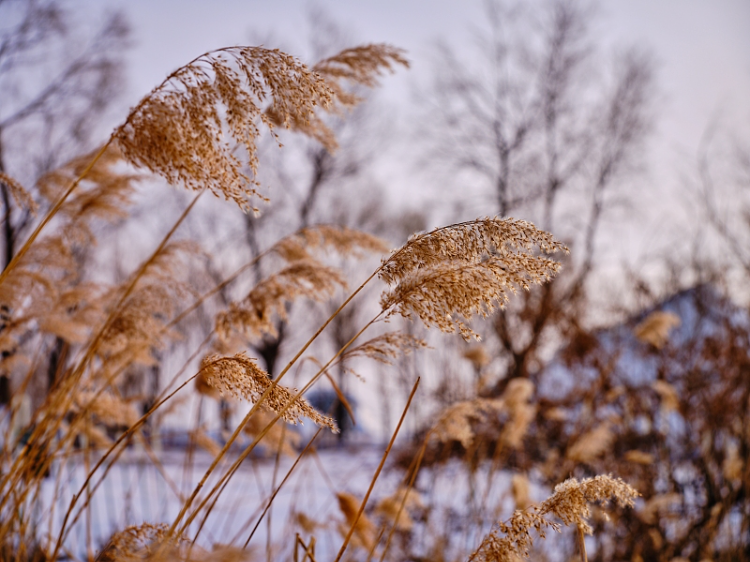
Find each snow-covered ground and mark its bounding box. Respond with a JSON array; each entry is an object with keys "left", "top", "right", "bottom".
[{"left": 34, "top": 445, "right": 528, "bottom": 561}]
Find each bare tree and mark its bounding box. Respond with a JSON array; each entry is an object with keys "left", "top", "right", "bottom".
[
  {"left": 420, "top": 0, "right": 655, "bottom": 390},
  {"left": 0, "top": 0, "right": 129, "bottom": 267}
]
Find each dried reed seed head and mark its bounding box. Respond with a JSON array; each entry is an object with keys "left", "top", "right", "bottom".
[
  {"left": 638, "top": 493, "right": 682, "bottom": 525},
  {"left": 116, "top": 44, "right": 405, "bottom": 214},
  {"left": 374, "top": 485, "right": 425, "bottom": 530},
  {"left": 501, "top": 404, "right": 536, "bottom": 450},
  {"left": 380, "top": 219, "right": 565, "bottom": 340},
  {"left": 216, "top": 260, "right": 346, "bottom": 342},
  {"left": 294, "top": 511, "right": 322, "bottom": 534},
  {"left": 566, "top": 422, "right": 614, "bottom": 463},
  {"left": 78, "top": 424, "right": 114, "bottom": 449},
  {"left": 499, "top": 378, "right": 536, "bottom": 449},
  {"left": 100, "top": 243, "right": 197, "bottom": 362},
  {"left": 200, "top": 352, "right": 338, "bottom": 431},
  {"left": 379, "top": 217, "right": 567, "bottom": 286},
  {"left": 511, "top": 474, "right": 531, "bottom": 510},
  {"left": 116, "top": 46, "right": 340, "bottom": 213},
  {"left": 540, "top": 475, "right": 639, "bottom": 534},
  {"left": 634, "top": 311, "right": 681, "bottom": 349},
  {"left": 98, "top": 523, "right": 189, "bottom": 562},
  {"left": 313, "top": 44, "right": 409, "bottom": 108},
  {"left": 470, "top": 475, "right": 638, "bottom": 562},
  {"left": 267, "top": 44, "right": 408, "bottom": 148},
  {"left": 463, "top": 345, "right": 491, "bottom": 369},
  {"left": 431, "top": 398, "right": 505, "bottom": 448},
  {"left": 469, "top": 508, "right": 553, "bottom": 562},
  {"left": 502, "top": 378, "right": 534, "bottom": 407},
  {"left": 72, "top": 391, "right": 139, "bottom": 427},
  {"left": 189, "top": 428, "right": 223, "bottom": 458},
  {"left": 99, "top": 290, "right": 181, "bottom": 363},
  {"left": 0, "top": 172, "right": 37, "bottom": 215},
  {"left": 195, "top": 371, "right": 221, "bottom": 399},
  {"left": 375, "top": 497, "right": 414, "bottom": 532},
  {"left": 37, "top": 144, "right": 140, "bottom": 247},
  {"left": 273, "top": 225, "right": 389, "bottom": 263},
  {"left": 341, "top": 331, "right": 429, "bottom": 365},
  {"left": 624, "top": 450, "right": 654, "bottom": 465}
]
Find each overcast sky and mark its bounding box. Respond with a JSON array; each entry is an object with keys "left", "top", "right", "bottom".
[
  {"left": 106, "top": 0, "right": 750, "bottom": 271},
  {"left": 117, "top": 0, "right": 749, "bottom": 151}
]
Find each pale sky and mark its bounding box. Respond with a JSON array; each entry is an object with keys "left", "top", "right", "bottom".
[{"left": 113, "top": 1, "right": 750, "bottom": 236}]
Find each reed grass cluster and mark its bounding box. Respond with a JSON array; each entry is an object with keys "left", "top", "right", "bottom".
[{"left": 0, "top": 38, "right": 640, "bottom": 562}]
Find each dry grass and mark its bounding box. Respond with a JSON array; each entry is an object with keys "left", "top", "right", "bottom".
[{"left": 0, "top": 39, "right": 645, "bottom": 562}]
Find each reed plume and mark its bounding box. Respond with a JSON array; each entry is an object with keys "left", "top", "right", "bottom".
[
  {"left": 566, "top": 422, "right": 615, "bottom": 463},
  {"left": 198, "top": 352, "right": 337, "bottom": 431},
  {"left": 116, "top": 45, "right": 406, "bottom": 213},
  {"left": 336, "top": 492, "right": 377, "bottom": 552},
  {"left": 216, "top": 261, "right": 346, "bottom": 342},
  {"left": 470, "top": 475, "right": 638, "bottom": 562},
  {"left": 340, "top": 331, "right": 428, "bottom": 365},
  {"left": 0, "top": 172, "right": 37, "bottom": 215},
  {"left": 242, "top": 405, "right": 301, "bottom": 457},
  {"left": 272, "top": 224, "right": 388, "bottom": 263},
  {"left": 380, "top": 218, "right": 567, "bottom": 340},
  {"left": 374, "top": 486, "right": 424, "bottom": 532}
]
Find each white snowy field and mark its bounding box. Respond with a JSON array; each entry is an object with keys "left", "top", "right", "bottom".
[{"left": 31, "top": 445, "right": 525, "bottom": 561}]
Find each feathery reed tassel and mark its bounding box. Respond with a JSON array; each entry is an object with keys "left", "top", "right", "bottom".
[
  {"left": 380, "top": 218, "right": 567, "bottom": 340},
  {"left": 0, "top": 172, "right": 37, "bottom": 214},
  {"left": 215, "top": 260, "right": 347, "bottom": 342},
  {"left": 199, "top": 352, "right": 338, "bottom": 431},
  {"left": 115, "top": 47, "right": 332, "bottom": 213},
  {"left": 273, "top": 224, "right": 389, "bottom": 263},
  {"left": 116, "top": 45, "right": 407, "bottom": 213},
  {"left": 340, "top": 331, "right": 428, "bottom": 364},
  {"left": 469, "top": 475, "right": 638, "bottom": 562},
  {"left": 633, "top": 311, "right": 680, "bottom": 349}
]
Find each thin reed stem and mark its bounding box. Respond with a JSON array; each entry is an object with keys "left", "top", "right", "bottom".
[
  {"left": 577, "top": 526, "right": 588, "bottom": 562},
  {"left": 168, "top": 270, "right": 383, "bottom": 538},
  {"left": 334, "top": 376, "right": 420, "bottom": 562},
  {"left": 377, "top": 426, "right": 433, "bottom": 562},
  {"left": 242, "top": 428, "right": 323, "bottom": 547},
  {"left": 52, "top": 334, "right": 210, "bottom": 558},
  {"left": 5, "top": 190, "right": 208, "bottom": 542},
  {"left": 0, "top": 142, "right": 111, "bottom": 284}
]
